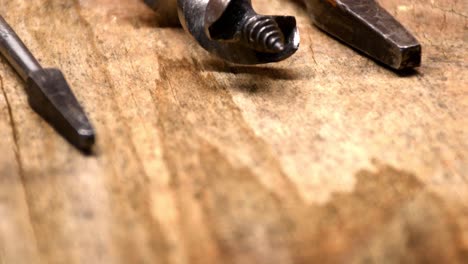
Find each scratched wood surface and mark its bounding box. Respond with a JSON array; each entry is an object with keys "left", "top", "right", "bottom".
[{"left": 0, "top": 0, "right": 466, "bottom": 263}]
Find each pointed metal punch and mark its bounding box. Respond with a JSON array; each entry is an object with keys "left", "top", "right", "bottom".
[
  {"left": 303, "top": 0, "right": 421, "bottom": 70},
  {"left": 0, "top": 16, "right": 95, "bottom": 151}
]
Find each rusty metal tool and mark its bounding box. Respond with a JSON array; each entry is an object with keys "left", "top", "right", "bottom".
[
  {"left": 0, "top": 15, "right": 95, "bottom": 151},
  {"left": 303, "top": 0, "right": 421, "bottom": 70},
  {"left": 146, "top": 0, "right": 421, "bottom": 70},
  {"left": 146, "top": 0, "right": 300, "bottom": 64}
]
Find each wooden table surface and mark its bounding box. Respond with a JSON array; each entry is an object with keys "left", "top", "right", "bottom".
[{"left": 0, "top": 0, "right": 466, "bottom": 263}]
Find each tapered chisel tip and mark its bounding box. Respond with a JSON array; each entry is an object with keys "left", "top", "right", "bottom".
[
  {"left": 307, "top": 0, "right": 421, "bottom": 70},
  {"left": 26, "top": 68, "right": 95, "bottom": 151},
  {"left": 77, "top": 128, "right": 96, "bottom": 151},
  {"left": 398, "top": 44, "right": 421, "bottom": 70}
]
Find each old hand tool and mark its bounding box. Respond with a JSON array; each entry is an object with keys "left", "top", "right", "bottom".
[
  {"left": 146, "top": 0, "right": 300, "bottom": 64},
  {"left": 146, "top": 0, "right": 421, "bottom": 70},
  {"left": 0, "top": 16, "right": 95, "bottom": 151},
  {"left": 303, "top": 0, "right": 421, "bottom": 70}
]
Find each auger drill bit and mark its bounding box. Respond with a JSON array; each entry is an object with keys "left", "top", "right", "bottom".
[
  {"left": 0, "top": 16, "right": 95, "bottom": 151},
  {"left": 146, "top": 0, "right": 300, "bottom": 64},
  {"left": 303, "top": 0, "right": 421, "bottom": 70}
]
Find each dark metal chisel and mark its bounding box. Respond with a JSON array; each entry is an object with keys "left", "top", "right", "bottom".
[
  {"left": 0, "top": 15, "right": 95, "bottom": 151},
  {"left": 304, "top": 0, "right": 421, "bottom": 70}
]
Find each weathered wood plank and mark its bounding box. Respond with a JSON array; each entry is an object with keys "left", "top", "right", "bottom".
[{"left": 0, "top": 0, "right": 466, "bottom": 263}]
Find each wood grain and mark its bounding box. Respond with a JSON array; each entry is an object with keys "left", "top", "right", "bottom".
[{"left": 0, "top": 0, "right": 466, "bottom": 263}]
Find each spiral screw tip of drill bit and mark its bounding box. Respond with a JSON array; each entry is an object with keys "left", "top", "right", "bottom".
[
  {"left": 241, "top": 16, "right": 286, "bottom": 53},
  {"left": 270, "top": 38, "right": 285, "bottom": 53}
]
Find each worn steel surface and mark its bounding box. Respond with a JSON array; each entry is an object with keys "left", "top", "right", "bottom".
[
  {"left": 0, "top": 16, "right": 95, "bottom": 151},
  {"left": 145, "top": 0, "right": 421, "bottom": 69},
  {"left": 300, "top": 0, "right": 421, "bottom": 69},
  {"left": 144, "top": 0, "right": 300, "bottom": 64},
  {"left": 178, "top": 0, "right": 300, "bottom": 64}
]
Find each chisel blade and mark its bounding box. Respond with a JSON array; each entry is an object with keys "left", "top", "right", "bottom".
[
  {"left": 305, "top": 0, "right": 421, "bottom": 70},
  {"left": 27, "top": 68, "right": 95, "bottom": 151}
]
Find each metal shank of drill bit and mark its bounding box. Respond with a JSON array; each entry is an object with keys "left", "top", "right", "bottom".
[
  {"left": 304, "top": 0, "right": 421, "bottom": 70},
  {"left": 177, "top": 0, "right": 300, "bottom": 64},
  {"left": 0, "top": 15, "right": 95, "bottom": 151}
]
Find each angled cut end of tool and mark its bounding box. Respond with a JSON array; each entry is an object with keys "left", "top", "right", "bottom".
[
  {"left": 306, "top": 0, "right": 421, "bottom": 70},
  {"left": 26, "top": 68, "right": 95, "bottom": 151}
]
